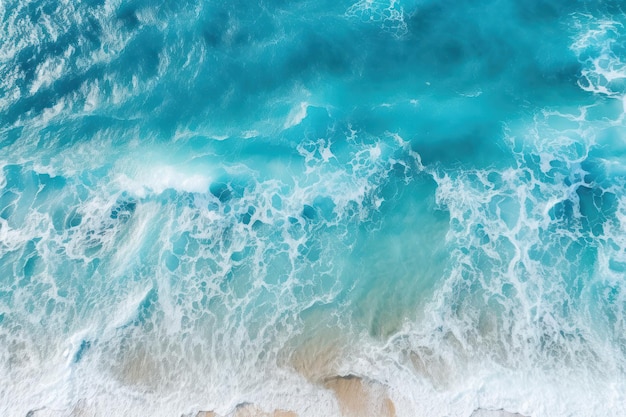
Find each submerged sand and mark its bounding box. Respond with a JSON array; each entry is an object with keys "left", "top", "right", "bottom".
[{"left": 323, "top": 375, "right": 396, "bottom": 417}]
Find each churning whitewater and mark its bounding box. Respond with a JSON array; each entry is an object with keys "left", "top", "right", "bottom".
[{"left": 1, "top": 0, "right": 626, "bottom": 416}]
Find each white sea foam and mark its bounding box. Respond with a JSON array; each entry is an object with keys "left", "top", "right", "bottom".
[
  {"left": 291, "top": 13, "right": 626, "bottom": 417},
  {"left": 29, "top": 57, "right": 66, "bottom": 95},
  {"left": 284, "top": 102, "right": 309, "bottom": 129},
  {"left": 4, "top": 5, "right": 626, "bottom": 417},
  {"left": 82, "top": 81, "right": 101, "bottom": 111},
  {"left": 0, "top": 116, "right": 428, "bottom": 417},
  {"left": 113, "top": 166, "right": 212, "bottom": 197}
]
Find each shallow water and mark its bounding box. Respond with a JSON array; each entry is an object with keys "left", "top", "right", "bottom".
[{"left": 1, "top": 0, "right": 626, "bottom": 416}]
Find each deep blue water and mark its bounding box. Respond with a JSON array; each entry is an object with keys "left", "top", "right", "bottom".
[{"left": 1, "top": 1, "right": 626, "bottom": 416}]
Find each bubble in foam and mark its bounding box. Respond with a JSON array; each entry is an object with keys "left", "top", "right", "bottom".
[
  {"left": 345, "top": 0, "right": 408, "bottom": 37},
  {"left": 571, "top": 13, "right": 626, "bottom": 98}
]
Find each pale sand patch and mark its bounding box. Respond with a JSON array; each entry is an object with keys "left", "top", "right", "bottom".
[
  {"left": 112, "top": 343, "right": 163, "bottom": 388},
  {"left": 272, "top": 412, "right": 297, "bottom": 417},
  {"left": 283, "top": 325, "right": 397, "bottom": 417},
  {"left": 323, "top": 375, "right": 396, "bottom": 417},
  {"left": 283, "top": 330, "right": 344, "bottom": 382},
  {"left": 471, "top": 409, "right": 529, "bottom": 417},
  {"left": 278, "top": 300, "right": 355, "bottom": 383}
]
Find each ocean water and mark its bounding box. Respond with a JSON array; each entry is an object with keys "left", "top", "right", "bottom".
[{"left": 1, "top": 0, "right": 626, "bottom": 416}]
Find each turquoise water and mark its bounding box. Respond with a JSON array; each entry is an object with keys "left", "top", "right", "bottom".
[{"left": 1, "top": 1, "right": 626, "bottom": 416}]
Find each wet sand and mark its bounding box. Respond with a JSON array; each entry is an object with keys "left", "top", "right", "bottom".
[{"left": 323, "top": 375, "right": 396, "bottom": 417}]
